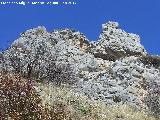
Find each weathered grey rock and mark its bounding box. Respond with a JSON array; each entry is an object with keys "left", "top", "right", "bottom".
[
  {"left": 77, "top": 56, "right": 160, "bottom": 109},
  {"left": 0, "top": 21, "right": 160, "bottom": 111},
  {"left": 94, "top": 21, "right": 147, "bottom": 61}
]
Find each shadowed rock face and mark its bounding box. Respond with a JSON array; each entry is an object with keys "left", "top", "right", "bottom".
[
  {"left": 0, "top": 21, "right": 160, "bottom": 112},
  {"left": 94, "top": 47, "right": 144, "bottom": 61},
  {"left": 139, "top": 55, "right": 160, "bottom": 69}
]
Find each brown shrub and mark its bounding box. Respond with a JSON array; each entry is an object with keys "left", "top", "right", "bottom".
[
  {"left": 0, "top": 73, "right": 76, "bottom": 120},
  {"left": 49, "top": 102, "right": 72, "bottom": 120},
  {"left": 0, "top": 73, "right": 45, "bottom": 120}
]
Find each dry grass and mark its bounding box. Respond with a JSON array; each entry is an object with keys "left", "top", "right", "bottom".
[
  {"left": 0, "top": 72, "right": 158, "bottom": 120},
  {"left": 37, "top": 81, "right": 157, "bottom": 120}
]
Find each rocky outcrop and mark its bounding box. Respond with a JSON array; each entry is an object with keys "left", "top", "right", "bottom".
[
  {"left": 94, "top": 22, "right": 147, "bottom": 61},
  {"left": 76, "top": 56, "right": 160, "bottom": 109},
  {"left": 0, "top": 21, "right": 159, "bottom": 112}
]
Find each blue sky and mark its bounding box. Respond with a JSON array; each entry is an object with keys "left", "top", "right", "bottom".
[{"left": 0, "top": 0, "right": 159, "bottom": 55}]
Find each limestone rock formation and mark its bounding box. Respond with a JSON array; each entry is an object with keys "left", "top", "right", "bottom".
[
  {"left": 94, "top": 22, "right": 147, "bottom": 61},
  {"left": 0, "top": 21, "right": 160, "bottom": 112}
]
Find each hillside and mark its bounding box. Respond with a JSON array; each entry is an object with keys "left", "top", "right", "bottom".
[{"left": 0, "top": 21, "right": 160, "bottom": 120}]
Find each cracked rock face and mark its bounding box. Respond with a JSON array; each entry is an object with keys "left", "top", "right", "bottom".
[
  {"left": 0, "top": 21, "right": 160, "bottom": 110},
  {"left": 76, "top": 56, "right": 160, "bottom": 109},
  {"left": 94, "top": 22, "right": 147, "bottom": 61}
]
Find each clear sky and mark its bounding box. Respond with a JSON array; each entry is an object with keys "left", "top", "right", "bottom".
[{"left": 0, "top": 0, "right": 159, "bottom": 55}]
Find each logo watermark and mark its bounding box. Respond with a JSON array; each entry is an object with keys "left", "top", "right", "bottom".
[{"left": 0, "top": 1, "right": 77, "bottom": 6}]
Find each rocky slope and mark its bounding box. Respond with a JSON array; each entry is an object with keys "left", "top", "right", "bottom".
[{"left": 0, "top": 21, "right": 160, "bottom": 115}]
